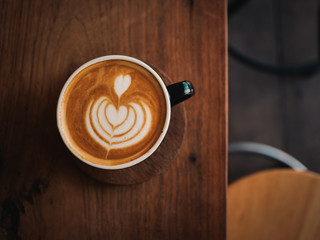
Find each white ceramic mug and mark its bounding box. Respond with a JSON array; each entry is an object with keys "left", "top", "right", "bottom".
[{"left": 57, "top": 55, "right": 194, "bottom": 170}]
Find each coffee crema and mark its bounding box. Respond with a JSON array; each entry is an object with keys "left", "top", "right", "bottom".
[{"left": 58, "top": 60, "right": 167, "bottom": 166}]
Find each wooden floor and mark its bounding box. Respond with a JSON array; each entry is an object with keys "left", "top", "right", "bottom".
[{"left": 228, "top": 0, "right": 320, "bottom": 182}]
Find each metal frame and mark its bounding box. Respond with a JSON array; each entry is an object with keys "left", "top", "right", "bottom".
[{"left": 229, "top": 142, "right": 308, "bottom": 171}]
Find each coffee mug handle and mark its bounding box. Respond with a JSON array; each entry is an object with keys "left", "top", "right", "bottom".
[{"left": 167, "top": 81, "right": 195, "bottom": 106}]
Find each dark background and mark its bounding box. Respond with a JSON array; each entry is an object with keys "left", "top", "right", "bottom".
[{"left": 228, "top": 0, "right": 320, "bottom": 182}]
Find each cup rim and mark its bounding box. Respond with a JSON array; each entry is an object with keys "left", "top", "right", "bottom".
[{"left": 57, "top": 55, "right": 171, "bottom": 170}]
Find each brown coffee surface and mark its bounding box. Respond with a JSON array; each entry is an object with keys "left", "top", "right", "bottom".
[{"left": 58, "top": 60, "right": 167, "bottom": 166}]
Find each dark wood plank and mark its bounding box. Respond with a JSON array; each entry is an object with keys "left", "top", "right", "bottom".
[
  {"left": 278, "top": 0, "right": 320, "bottom": 172},
  {"left": 229, "top": 0, "right": 320, "bottom": 181},
  {"left": 228, "top": 0, "right": 283, "bottom": 146},
  {"left": 0, "top": 0, "right": 227, "bottom": 239},
  {"left": 228, "top": 0, "right": 284, "bottom": 181}
]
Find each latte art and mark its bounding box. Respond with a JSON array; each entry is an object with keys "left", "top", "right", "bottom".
[
  {"left": 58, "top": 59, "right": 168, "bottom": 167},
  {"left": 85, "top": 75, "right": 152, "bottom": 158}
]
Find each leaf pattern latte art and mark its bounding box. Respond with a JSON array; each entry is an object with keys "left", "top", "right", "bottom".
[{"left": 85, "top": 75, "right": 152, "bottom": 158}]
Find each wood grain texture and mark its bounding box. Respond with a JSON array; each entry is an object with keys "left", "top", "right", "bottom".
[
  {"left": 0, "top": 0, "right": 227, "bottom": 239},
  {"left": 228, "top": 170, "right": 320, "bottom": 240}
]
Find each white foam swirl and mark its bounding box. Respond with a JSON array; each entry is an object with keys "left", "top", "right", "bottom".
[
  {"left": 84, "top": 74, "right": 152, "bottom": 158},
  {"left": 114, "top": 74, "right": 131, "bottom": 98}
]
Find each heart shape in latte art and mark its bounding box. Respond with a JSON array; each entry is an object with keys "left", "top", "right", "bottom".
[
  {"left": 114, "top": 74, "right": 131, "bottom": 98},
  {"left": 84, "top": 74, "right": 152, "bottom": 159},
  {"left": 106, "top": 104, "right": 127, "bottom": 127}
]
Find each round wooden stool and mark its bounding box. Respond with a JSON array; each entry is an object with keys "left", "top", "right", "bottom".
[{"left": 228, "top": 169, "right": 320, "bottom": 240}]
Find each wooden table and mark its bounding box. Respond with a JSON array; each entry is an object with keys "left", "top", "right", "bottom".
[{"left": 0, "top": 0, "right": 227, "bottom": 239}]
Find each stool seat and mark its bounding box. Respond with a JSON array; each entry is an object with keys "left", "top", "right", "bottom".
[{"left": 228, "top": 169, "right": 320, "bottom": 240}]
